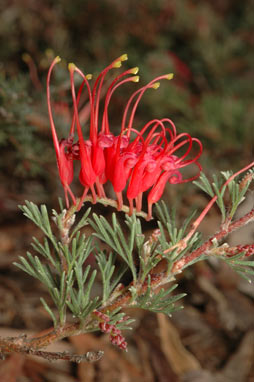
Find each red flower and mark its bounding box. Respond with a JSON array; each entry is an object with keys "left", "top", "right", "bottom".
[{"left": 47, "top": 55, "right": 203, "bottom": 219}]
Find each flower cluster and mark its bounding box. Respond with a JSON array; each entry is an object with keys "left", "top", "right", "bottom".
[
  {"left": 47, "top": 55, "right": 202, "bottom": 220},
  {"left": 93, "top": 310, "right": 128, "bottom": 351}
]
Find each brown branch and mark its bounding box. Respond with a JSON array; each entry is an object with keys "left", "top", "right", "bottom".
[
  {"left": 0, "top": 335, "right": 103, "bottom": 362},
  {"left": 172, "top": 208, "right": 254, "bottom": 272}
]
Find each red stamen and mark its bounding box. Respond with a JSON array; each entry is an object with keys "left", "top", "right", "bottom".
[
  {"left": 122, "top": 74, "right": 173, "bottom": 137},
  {"left": 92, "top": 54, "right": 128, "bottom": 138},
  {"left": 101, "top": 71, "right": 139, "bottom": 134},
  {"left": 47, "top": 57, "right": 61, "bottom": 158},
  {"left": 69, "top": 64, "right": 96, "bottom": 191},
  {"left": 70, "top": 66, "right": 94, "bottom": 143}
]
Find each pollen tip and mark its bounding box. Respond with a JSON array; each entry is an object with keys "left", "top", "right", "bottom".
[
  {"left": 166, "top": 73, "right": 174, "bottom": 80},
  {"left": 130, "top": 67, "right": 139, "bottom": 75},
  {"left": 152, "top": 82, "right": 160, "bottom": 89},
  {"left": 120, "top": 53, "right": 128, "bottom": 61},
  {"left": 86, "top": 74, "right": 93, "bottom": 80},
  {"left": 68, "top": 62, "right": 76, "bottom": 71},
  {"left": 113, "top": 60, "right": 122, "bottom": 68},
  {"left": 132, "top": 75, "right": 140, "bottom": 83}
]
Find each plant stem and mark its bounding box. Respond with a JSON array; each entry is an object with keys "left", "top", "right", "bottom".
[
  {"left": 172, "top": 207, "right": 254, "bottom": 273},
  {"left": 67, "top": 195, "right": 149, "bottom": 220},
  {"left": 0, "top": 335, "right": 103, "bottom": 362},
  {"left": 178, "top": 162, "right": 254, "bottom": 249}
]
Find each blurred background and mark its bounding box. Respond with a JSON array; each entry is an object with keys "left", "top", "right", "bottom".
[{"left": 0, "top": 1, "right": 253, "bottom": 381}]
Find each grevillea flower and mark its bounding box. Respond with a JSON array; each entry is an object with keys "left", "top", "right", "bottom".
[{"left": 47, "top": 55, "right": 203, "bottom": 219}]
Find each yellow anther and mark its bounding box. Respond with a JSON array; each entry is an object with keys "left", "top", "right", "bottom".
[
  {"left": 130, "top": 67, "right": 139, "bottom": 75},
  {"left": 86, "top": 74, "right": 93, "bottom": 80},
  {"left": 54, "top": 56, "right": 61, "bottom": 64},
  {"left": 165, "top": 73, "right": 174, "bottom": 80},
  {"left": 152, "top": 82, "right": 160, "bottom": 89},
  {"left": 120, "top": 53, "right": 128, "bottom": 61},
  {"left": 68, "top": 62, "right": 76, "bottom": 71},
  {"left": 113, "top": 60, "right": 122, "bottom": 68},
  {"left": 131, "top": 75, "right": 140, "bottom": 82}
]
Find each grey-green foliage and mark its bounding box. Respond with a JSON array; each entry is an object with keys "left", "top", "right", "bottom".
[
  {"left": 15, "top": 181, "right": 253, "bottom": 332},
  {"left": 20, "top": 201, "right": 58, "bottom": 250},
  {"left": 106, "top": 309, "right": 136, "bottom": 331},
  {"left": 193, "top": 171, "right": 254, "bottom": 279},
  {"left": 90, "top": 211, "right": 186, "bottom": 315},
  {"left": 96, "top": 252, "right": 127, "bottom": 306},
  {"left": 89, "top": 213, "right": 138, "bottom": 282},
  {"left": 15, "top": 201, "right": 145, "bottom": 329},
  {"left": 16, "top": 181, "right": 254, "bottom": 330},
  {"left": 155, "top": 201, "right": 202, "bottom": 268},
  {"left": 136, "top": 276, "right": 186, "bottom": 316},
  {"left": 90, "top": 213, "right": 163, "bottom": 284},
  {"left": 193, "top": 170, "right": 253, "bottom": 222},
  {"left": 220, "top": 252, "right": 254, "bottom": 284},
  {"left": 15, "top": 201, "right": 100, "bottom": 327},
  {"left": 67, "top": 265, "right": 100, "bottom": 323}
]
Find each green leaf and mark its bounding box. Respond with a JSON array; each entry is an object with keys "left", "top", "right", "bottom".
[
  {"left": 19, "top": 202, "right": 58, "bottom": 250},
  {"left": 137, "top": 280, "right": 186, "bottom": 315},
  {"left": 40, "top": 298, "right": 58, "bottom": 327},
  {"left": 14, "top": 255, "right": 37, "bottom": 278},
  {"left": 96, "top": 252, "right": 115, "bottom": 304},
  {"left": 193, "top": 172, "right": 214, "bottom": 197},
  {"left": 221, "top": 252, "right": 254, "bottom": 283},
  {"left": 90, "top": 213, "right": 137, "bottom": 280},
  {"left": 70, "top": 208, "right": 91, "bottom": 239}
]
